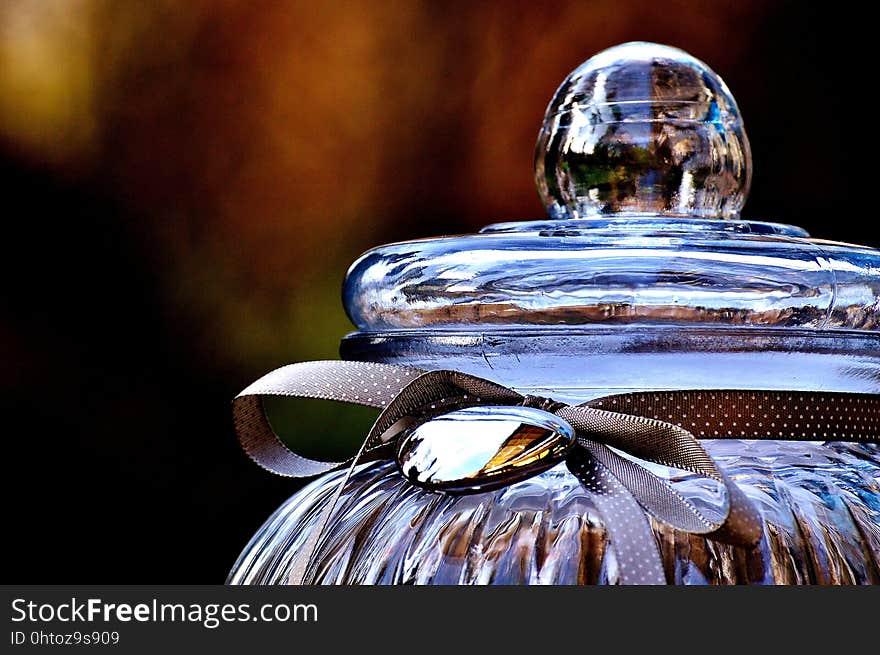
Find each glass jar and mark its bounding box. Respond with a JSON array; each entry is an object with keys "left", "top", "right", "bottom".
[{"left": 228, "top": 42, "right": 880, "bottom": 585}]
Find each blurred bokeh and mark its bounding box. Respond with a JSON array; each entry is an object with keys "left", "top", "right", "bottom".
[{"left": 2, "top": 0, "right": 877, "bottom": 581}]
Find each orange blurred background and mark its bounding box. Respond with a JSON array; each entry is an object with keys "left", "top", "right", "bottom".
[{"left": 1, "top": 0, "right": 874, "bottom": 581}]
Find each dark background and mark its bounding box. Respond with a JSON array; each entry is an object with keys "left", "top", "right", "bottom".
[{"left": 2, "top": 1, "right": 877, "bottom": 582}]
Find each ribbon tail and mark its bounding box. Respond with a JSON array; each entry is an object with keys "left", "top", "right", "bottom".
[
  {"left": 287, "top": 436, "right": 388, "bottom": 584},
  {"left": 567, "top": 444, "right": 667, "bottom": 585},
  {"left": 583, "top": 437, "right": 723, "bottom": 534},
  {"left": 560, "top": 404, "right": 763, "bottom": 547}
]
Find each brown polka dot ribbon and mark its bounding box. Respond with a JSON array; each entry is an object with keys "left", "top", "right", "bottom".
[{"left": 233, "top": 360, "right": 880, "bottom": 585}]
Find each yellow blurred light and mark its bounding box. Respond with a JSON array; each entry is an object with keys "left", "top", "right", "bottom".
[{"left": 0, "top": 0, "right": 97, "bottom": 163}]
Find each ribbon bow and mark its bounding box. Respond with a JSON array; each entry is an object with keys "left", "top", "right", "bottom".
[{"left": 233, "top": 360, "right": 880, "bottom": 585}]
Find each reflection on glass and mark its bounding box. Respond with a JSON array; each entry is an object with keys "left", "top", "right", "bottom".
[{"left": 397, "top": 406, "right": 574, "bottom": 492}]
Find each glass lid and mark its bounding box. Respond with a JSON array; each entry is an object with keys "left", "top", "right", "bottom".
[{"left": 343, "top": 42, "right": 880, "bottom": 334}]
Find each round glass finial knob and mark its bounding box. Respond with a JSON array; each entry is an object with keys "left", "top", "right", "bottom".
[{"left": 535, "top": 42, "right": 751, "bottom": 220}]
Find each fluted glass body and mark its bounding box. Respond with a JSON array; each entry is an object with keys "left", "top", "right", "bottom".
[{"left": 228, "top": 328, "right": 880, "bottom": 585}]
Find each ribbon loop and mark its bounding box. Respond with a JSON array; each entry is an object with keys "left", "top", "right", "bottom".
[{"left": 232, "top": 360, "right": 423, "bottom": 477}]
